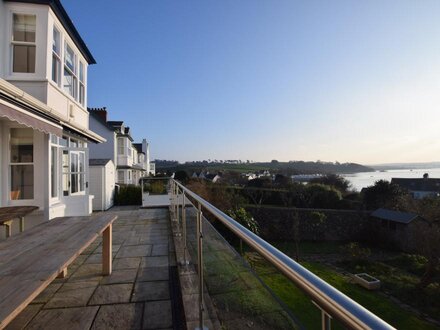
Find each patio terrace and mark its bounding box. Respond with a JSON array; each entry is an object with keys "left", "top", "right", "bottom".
[
  {"left": 3, "top": 179, "right": 396, "bottom": 330},
  {"left": 6, "top": 207, "right": 181, "bottom": 330}
]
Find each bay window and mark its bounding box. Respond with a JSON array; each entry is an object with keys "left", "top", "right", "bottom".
[
  {"left": 10, "top": 128, "right": 34, "bottom": 200},
  {"left": 52, "top": 27, "right": 61, "bottom": 84},
  {"left": 12, "top": 14, "right": 36, "bottom": 73}
]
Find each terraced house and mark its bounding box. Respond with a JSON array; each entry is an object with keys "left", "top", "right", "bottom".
[
  {"left": 88, "top": 107, "right": 153, "bottom": 186},
  {"left": 0, "top": 0, "right": 104, "bottom": 231}
]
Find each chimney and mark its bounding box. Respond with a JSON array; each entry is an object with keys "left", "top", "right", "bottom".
[
  {"left": 88, "top": 107, "right": 108, "bottom": 122},
  {"left": 423, "top": 173, "right": 429, "bottom": 179}
]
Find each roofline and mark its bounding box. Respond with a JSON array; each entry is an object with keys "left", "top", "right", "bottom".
[
  {"left": 5, "top": 0, "right": 96, "bottom": 64},
  {"left": 88, "top": 110, "right": 118, "bottom": 132}
]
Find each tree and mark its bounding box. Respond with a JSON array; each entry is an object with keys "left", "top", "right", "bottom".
[
  {"left": 310, "top": 174, "right": 351, "bottom": 193},
  {"left": 244, "top": 178, "right": 272, "bottom": 207},
  {"left": 174, "top": 170, "right": 189, "bottom": 182},
  {"left": 404, "top": 198, "right": 440, "bottom": 289},
  {"left": 362, "top": 180, "right": 408, "bottom": 209},
  {"left": 274, "top": 173, "right": 290, "bottom": 187},
  {"left": 306, "top": 184, "right": 342, "bottom": 209}
]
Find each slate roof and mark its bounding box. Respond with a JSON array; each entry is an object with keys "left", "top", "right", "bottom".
[
  {"left": 89, "top": 158, "right": 112, "bottom": 166},
  {"left": 133, "top": 143, "right": 144, "bottom": 154},
  {"left": 371, "top": 208, "right": 419, "bottom": 224},
  {"left": 391, "top": 178, "right": 440, "bottom": 192}
]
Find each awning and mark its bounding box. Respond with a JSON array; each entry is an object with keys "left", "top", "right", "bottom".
[{"left": 0, "top": 100, "right": 63, "bottom": 137}]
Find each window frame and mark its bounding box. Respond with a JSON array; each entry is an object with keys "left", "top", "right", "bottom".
[
  {"left": 58, "top": 136, "right": 88, "bottom": 197},
  {"left": 79, "top": 61, "right": 85, "bottom": 106},
  {"left": 11, "top": 12, "right": 37, "bottom": 74},
  {"left": 63, "top": 42, "right": 78, "bottom": 99},
  {"left": 51, "top": 26, "right": 61, "bottom": 85},
  {"left": 117, "top": 138, "right": 125, "bottom": 155},
  {"left": 9, "top": 127, "right": 35, "bottom": 201}
]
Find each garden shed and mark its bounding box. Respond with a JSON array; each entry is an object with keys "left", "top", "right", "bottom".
[{"left": 89, "top": 159, "right": 115, "bottom": 211}]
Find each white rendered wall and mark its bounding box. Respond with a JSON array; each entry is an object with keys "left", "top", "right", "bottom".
[
  {"left": 88, "top": 116, "right": 117, "bottom": 165},
  {"left": 0, "top": 3, "right": 90, "bottom": 130}
]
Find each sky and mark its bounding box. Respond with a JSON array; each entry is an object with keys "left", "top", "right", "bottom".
[{"left": 63, "top": 0, "right": 440, "bottom": 164}]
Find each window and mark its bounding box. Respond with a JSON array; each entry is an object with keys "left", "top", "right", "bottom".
[
  {"left": 117, "top": 138, "right": 125, "bottom": 155},
  {"left": 52, "top": 27, "right": 61, "bottom": 84},
  {"left": 64, "top": 43, "right": 77, "bottom": 98},
  {"left": 60, "top": 136, "right": 86, "bottom": 196},
  {"left": 51, "top": 145, "right": 58, "bottom": 198},
  {"left": 128, "top": 170, "right": 131, "bottom": 181},
  {"left": 117, "top": 170, "right": 124, "bottom": 183},
  {"left": 62, "top": 150, "right": 86, "bottom": 196},
  {"left": 10, "top": 128, "right": 34, "bottom": 200},
  {"left": 79, "top": 61, "right": 85, "bottom": 106},
  {"left": 12, "top": 14, "right": 36, "bottom": 73}
]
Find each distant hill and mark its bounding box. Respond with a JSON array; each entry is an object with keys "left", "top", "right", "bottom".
[
  {"left": 155, "top": 160, "right": 374, "bottom": 175},
  {"left": 370, "top": 162, "right": 440, "bottom": 171}
]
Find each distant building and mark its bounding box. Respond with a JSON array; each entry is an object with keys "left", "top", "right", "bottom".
[
  {"left": 391, "top": 173, "right": 440, "bottom": 199},
  {"left": 370, "top": 208, "right": 426, "bottom": 250},
  {"left": 88, "top": 108, "right": 152, "bottom": 185}
]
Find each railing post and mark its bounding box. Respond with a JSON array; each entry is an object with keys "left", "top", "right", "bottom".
[
  {"left": 181, "top": 192, "right": 188, "bottom": 265},
  {"left": 197, "top": 202, "right": 205, "bottom": 330},
  {"left": 322, "top": 311, "right": 331, "bottom": 330},
  {"left": 312, "top": 301, "right": 332, "bottom": 330},
  {"left": 176, "top": 186, "right": 180, "bottom": 224}
]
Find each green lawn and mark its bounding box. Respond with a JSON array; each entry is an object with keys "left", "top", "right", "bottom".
[{"left": 247, "top": 252, "right": 437, "bottom": 329}]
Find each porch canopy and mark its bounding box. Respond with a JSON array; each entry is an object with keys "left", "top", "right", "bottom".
[{"left": 0, "top": 100, "right": 63, "bottom": 137}]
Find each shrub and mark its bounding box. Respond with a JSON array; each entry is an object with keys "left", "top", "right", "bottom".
[
  {"left": 227, "top": 207, "right": 259, "bottom": 235},
  {"left": 115, "top": 185, "right": 142, "bottom": 205},
  {"left": 343, "top": 242, "right": 371, "bottom": 262}
]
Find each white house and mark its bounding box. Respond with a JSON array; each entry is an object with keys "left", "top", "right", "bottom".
[
  {"left": 88, "top": 107, "right": 152, "bottom": 185},
  {"left": 0, "top": 0, "right": 105, "bottom": 231}
]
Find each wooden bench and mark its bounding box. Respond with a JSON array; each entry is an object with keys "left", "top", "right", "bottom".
[
  {"left": 0, "top": 213, "right": 117, "bottom": 329},
  {"left": 0, "top": 206, "right": 39, "bottom": 238}
]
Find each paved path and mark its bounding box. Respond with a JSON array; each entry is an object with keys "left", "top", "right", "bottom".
[{"left": 6, "top": 207, "right": 183, "bottom": 330}]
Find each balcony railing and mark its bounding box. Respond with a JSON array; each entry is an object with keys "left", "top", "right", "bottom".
[{"left": 169, "top": 178, "right": 395, "bottom": 330}]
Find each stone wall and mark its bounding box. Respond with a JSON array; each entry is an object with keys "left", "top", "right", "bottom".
[{"left": 246, "top": 206, "right": 372, "bottom": 241}]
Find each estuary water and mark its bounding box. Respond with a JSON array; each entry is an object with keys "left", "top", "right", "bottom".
[{"left": 342, "top": 168, "right": 440, "bottom": 192}]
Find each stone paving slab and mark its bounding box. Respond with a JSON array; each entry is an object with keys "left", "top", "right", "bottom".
[
  {"left": 26, "top": 306, "right": 99, "bottom": 330},
  {"left": 132, "top": 281, "right": 170, "bottom": 302},
  {"left": 45, "top": 280, "right": 99, "bottom": 308},
  {"left": 89, "top": 283, "right": 133, "bottom": 305},
  {"left": 91, "top": 303, "right": 143, "bottom": 330},
  {"left": 137, "top": 266, "right": 169, "bottom": 282},
  {"left": 116, "top": 245, "right": 153, "bottom": 258},
  {"left": 143, "top": 300, "right": 173, "bottom": 329},
  {"left": 141, "top": 256, "right": 169, "bottom": 268},
  {"left": 113, "top": 257, "right": 142, "bottom": 270},
  {"left": 100, "top": 268, "right": 138, "bottom": 285}
]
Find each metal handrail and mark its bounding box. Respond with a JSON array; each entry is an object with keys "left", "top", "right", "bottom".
[{"left": 171, "top": 179, "right": 395, "bottom": 330}]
